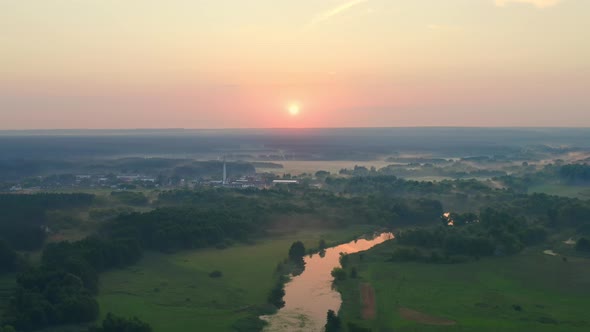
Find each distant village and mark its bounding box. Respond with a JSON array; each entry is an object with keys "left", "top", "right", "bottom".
[{"left": 3, "top": 161, "right": 302, "bottom": 193}]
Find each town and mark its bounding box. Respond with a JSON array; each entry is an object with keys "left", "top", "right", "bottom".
[{"left": 2, "top": 160, "right": 301, "bottom": 193}]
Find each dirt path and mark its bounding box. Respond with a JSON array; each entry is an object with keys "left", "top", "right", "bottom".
[
  {"left": 399, "top": 307, "right": 456, "bottom": 326},
  {"left": 360, "top": 283, "right": 376, "bottom": 320}
]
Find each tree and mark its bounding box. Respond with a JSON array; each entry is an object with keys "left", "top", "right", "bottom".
[
  {"left": 576, "top": 238, "right": 590, "bottom": 252},
  {"left": 325, "top": 310, "right": 342, "bottom": 332},
  {"left": 4, "top": 268, "right": 100, "bottom": 330},
  {"left": 315, "top": 170, "right": 330, "bottom": 178},
  {"left": 288, "top": 241, "right": 306, "bottom": 262},
  {"left": 89, "top": 313, "right": 152, "bottom": 332},
  {"left": 331, "top": 268, "right": 347, "bottom": 281},
  {"left": 209, "top": 270, "right": 223, "bottom": 278},
  {"left": 267, "top": 280, "right": 285, "bottom": 309}
]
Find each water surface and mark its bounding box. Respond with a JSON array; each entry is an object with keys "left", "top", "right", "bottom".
[{"left": 262, "top": 232, "right": 394, "bottom": 332}]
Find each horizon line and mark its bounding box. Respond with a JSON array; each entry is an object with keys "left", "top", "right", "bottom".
[{"left": 1, "top": 126, "right": 590, "bottom": 132}]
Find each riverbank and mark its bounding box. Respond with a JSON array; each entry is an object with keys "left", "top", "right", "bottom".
[
  {"left": 97, "top": 225, "right": 377, "bottom": 332},
  {"left": 262, "top": 232, "right": 393, "bottom": 332},
  {"left": 336, "top": 242, "right": 590, "bottom": 331}
]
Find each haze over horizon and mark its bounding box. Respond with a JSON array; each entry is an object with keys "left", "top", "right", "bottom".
[{"left": 1, "top": 0, "right": 589, "bottom": 129}]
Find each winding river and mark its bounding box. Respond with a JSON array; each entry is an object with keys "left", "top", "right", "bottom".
[{"left": 261, "top": 232, "right": 394, "bottom": 332}]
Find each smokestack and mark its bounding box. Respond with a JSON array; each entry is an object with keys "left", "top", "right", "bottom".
[{"left": 223, "top": 159, "right": 227, "bottom": 185}]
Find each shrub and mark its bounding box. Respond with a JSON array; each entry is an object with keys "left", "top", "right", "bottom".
[{"left": 331, "top": 268, "right": 347, "bottom": 281}]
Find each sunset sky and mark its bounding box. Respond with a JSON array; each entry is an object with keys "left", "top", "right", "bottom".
[{"left": 1, "top": 0, "right": 589, "bottom": 129}]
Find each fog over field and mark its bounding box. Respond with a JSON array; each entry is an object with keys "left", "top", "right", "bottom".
[{"left": 2, "top": 127, "right": 590, "bottom": 159}]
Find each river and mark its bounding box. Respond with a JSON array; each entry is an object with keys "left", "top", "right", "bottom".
[{"left": 261, "top": 232, "right": 394, "bottom": 332}]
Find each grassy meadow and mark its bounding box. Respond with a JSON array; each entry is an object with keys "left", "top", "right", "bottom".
[
  {"left": 97, "top": 225, "right": 376, "bottom": 331},
  {"left": 338, "top": 245, "right": 590, "bottom": 332}
]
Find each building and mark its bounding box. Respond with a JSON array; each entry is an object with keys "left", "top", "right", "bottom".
[{"left": 272, "top": 180, "right": 299, "bottom": 185}]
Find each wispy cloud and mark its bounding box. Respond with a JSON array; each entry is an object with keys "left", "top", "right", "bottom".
[
  {"left": 305, "top": 0, "right": 370, "bottom": 31},
  {"left": 427, "top": 24, "right": 462, "bottom": 32},
  {"left": 494, "top": 0, "right": 563, "bottom": 9}
]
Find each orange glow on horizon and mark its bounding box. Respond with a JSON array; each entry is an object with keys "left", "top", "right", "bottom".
[{"left": 1, "top": 1, "right": 589, "bottom": 129}]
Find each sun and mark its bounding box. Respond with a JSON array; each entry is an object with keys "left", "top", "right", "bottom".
[{"left": 288, "top": 103, "right": 300, "bottom": 116}]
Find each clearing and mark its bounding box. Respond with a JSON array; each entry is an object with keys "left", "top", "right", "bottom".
[{"left": 360, "top": 283, "right": 376, "bottom": 320}]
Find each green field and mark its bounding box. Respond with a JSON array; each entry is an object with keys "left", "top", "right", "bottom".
[
  {"left": 97, "top": 225, "right": 376, "bottom": 332},
  {"left": 338, "top": 244, "right": 590, "bottom": 332},
  {"left": 528, "top": 184, "right": 590, "bottom": 199}
]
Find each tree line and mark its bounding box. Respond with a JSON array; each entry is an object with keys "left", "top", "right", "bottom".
[
  {"left": 0, "top": 193, "right": 94, "bottom": 250},
  {"left": 560, "top": 164, "right": 590, "bottom": 184},
  {"left": 391, "top": 190, "right": 590, "bottom": 263},
  {"left": 395, "top": 208, "right": 547, "bottom": 262}
]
